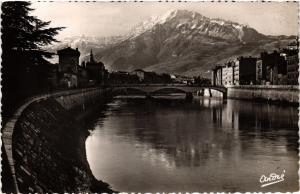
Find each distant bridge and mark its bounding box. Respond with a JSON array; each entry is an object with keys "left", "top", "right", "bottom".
[{"left": 110, "top": 84, "right": 227, "bottom": 98}]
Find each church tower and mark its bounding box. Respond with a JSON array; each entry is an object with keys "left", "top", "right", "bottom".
[{"left": 90, "top": 49, "right": 95, "bottom": 63}]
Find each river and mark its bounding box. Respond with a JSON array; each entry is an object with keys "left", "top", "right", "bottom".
[{"left": 85, "top": 96, "right": 298, "bottom": 192}]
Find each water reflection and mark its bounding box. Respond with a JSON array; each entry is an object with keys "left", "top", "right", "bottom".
[{"left": 86, "top": 97, "right": 298, "bottom": 192}]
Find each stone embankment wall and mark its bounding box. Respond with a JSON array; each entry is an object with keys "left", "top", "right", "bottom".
[
  {"left": 226, "top": 85, "right": 299, "bottom": 104},
  {"left": 2, "top": 87, "right": 113, "bottom": 193},
  {"left": 55, "top": 87, "right": 112, "bottom": 120}
]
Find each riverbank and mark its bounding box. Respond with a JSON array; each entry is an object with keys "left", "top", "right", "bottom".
[
  {"left": 226, "top": 85, "right": 299, "bottom": 105},
  {"left": 2, "top": 88, "right": 114, "bottom": 193}
]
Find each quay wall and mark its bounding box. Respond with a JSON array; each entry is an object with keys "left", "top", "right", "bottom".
[
  {"left": 2, "top": 87, "right": 113, "bottom": 193},
  {"left": 55, "top": 88, "right": 110, "bottom": 110},
  {"left": 226, "top": 85, "right": 299, "bottom": 104}
]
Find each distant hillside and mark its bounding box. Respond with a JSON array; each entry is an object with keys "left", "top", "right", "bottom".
[
  {"left": 48, "top": 9, "right": 296, "bottom": 77},
  {"left": 45, "top": 35, "right": 124, "bottom": 62}
]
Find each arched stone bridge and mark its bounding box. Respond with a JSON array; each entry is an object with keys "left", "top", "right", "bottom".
[{"left": 110, "top": 84, "right": 227, "bottom": 98}]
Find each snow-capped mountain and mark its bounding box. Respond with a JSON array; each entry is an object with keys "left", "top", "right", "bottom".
[
  {"left": 95, "top": 9, "right": 294, "bottom": 75},
  {"left": 45, "top": 35, "right": 124, "bottom": 62},
  {"left": 47, "top": 9, "right": 295, "bottom": 75},
  {"left": 124, "top": 9, "right": 264, "bottom": 42}
]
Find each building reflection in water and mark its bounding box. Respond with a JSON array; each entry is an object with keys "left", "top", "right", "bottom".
[{"left": 86, "top": 97, "right": 298, "bottom": 192}]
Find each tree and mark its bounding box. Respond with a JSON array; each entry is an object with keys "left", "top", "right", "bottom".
[
  {"left": 1, "top": 2, "right": 64, "bottom": 119},
  {"left": 2, "top": 2, "right": 63, "bottom": 51},
  {"left": 194, "top": 76, "right": 211, "bottom": 86}
]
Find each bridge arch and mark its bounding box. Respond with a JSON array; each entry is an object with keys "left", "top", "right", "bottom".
[
  {"left": 111, "top": 87, "right": 148, "bottom": 95},
  {"left": 207, "top": 87, "right": 227, "bottom": 94},
  {"left": 110, "top": 85, "right": 227, "bottom": 98},
  {"left": 150, "top": 87, "right": 189, "bottom": 94}
]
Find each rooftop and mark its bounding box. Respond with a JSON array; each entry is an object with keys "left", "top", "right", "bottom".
[{"left": 57, "top": 47, "right": 80, "bottom": 56}]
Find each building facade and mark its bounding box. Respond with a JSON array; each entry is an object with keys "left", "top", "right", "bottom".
[
  {"left": 57, "top": 47, "right": 80, "bottom": 74},
  {"left": 256, "top": 59, "right": 263, "bottom": 85},
  {"left": 130, "top": 69, "right": 145, "bottom": 81},
  {"left": 85, "top": 50, "right": 106, "bottom": 85},
  {"left": 281, "top": 49, "right": 299, "bottom": 85},
  {"left": 261, "top": 51, "right": 287, "bottom": 85},
  {"left": 211, "top": 42, "right": 298, "bottom": 86},
  {"left": 286, "top": 55, "right": 299, "bottom": 85},
  {"left": 211, "top": 66, "right": 223, "bottom": 86},
  {"left": 57, "top": 47, "right": 80, "bottom": 87},
  {"left": 211, "top": 57, "right": 257, "bottom": 86},
  {"left": 221, "top": 62, "right": 234, "bottom": 86},
  {"left": 56, "top": 48, "right": 108, "bottom": 88},
  {"left": 238, "top": 57, "right": 257, "bottom": 85},
  {"left": 233, "top": 60, "right": 239, "bottom": 85}
]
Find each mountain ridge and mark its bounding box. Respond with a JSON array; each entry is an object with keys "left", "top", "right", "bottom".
[{"left": 47, "top": 9, "right": 296, "bottom": 76}]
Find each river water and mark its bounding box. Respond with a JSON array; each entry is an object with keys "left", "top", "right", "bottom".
[{"left": 85, "top": 96, "right": 298, "bottom": 192}]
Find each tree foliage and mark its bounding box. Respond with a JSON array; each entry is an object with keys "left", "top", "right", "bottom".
[
  {"left": 2, "top": 2, "right": 64, "bottom": 51},
  {"left": 194, "top": 76, "right": 211, "bottom": 85},
  {"left": 1, "top": 1, "right": 64, "bottom": 119}
]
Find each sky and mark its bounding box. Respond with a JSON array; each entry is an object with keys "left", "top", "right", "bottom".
[{"left": 31, "top": 2, "right": 299, "bottom": 39}]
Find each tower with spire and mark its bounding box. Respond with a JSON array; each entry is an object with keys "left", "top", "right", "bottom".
[
  {"left": 85, "top": 49, "right": 107, "bottom": 85},
  {"left": 90, "top": 49, "right": 95, "bottom": 63}
]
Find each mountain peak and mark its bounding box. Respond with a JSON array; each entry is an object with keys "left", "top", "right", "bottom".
[
  {"left": 164, "top": 9, "right": 205, "bottom": 19},
  {"left": 127, "top": 9, "right": 207, "bottom": 38},
  {"left": 126, "top": 9, "right": 264, "bottom": 42}
]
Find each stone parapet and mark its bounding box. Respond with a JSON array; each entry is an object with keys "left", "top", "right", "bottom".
[
  {"left": 2, "top": 87, "right": 113, "bottom": 193},
  {"left": 226, "top": 85, "right": 299, "bottom": 104}
]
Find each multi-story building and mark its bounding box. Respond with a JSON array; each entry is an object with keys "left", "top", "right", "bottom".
[
  {"left": 211, "top": 65, "right": 223, "bottom": 86},
  {"left": 213, "top": 58, "right": 256, "bottom": 86},
  {"left": 211, "top": 70, "right": 216, "bottom": 86},
  {"left": 212, "top": 57, "right": 264, "bottom": 86},
  {"left": 109, "top": 71, "right": 139, "bottom": 84},
  {"left": 261, "top": 51, "right": 287, "bottom": 85},
  {"left": 221, "top": 66, "right": 227, "bottom": 85},
  {"left": 256, "top": 58, "right": 263, "bottom": 85},
  {"left": 57, "top": 47, "right": 80, "bottom": 87},
  {"left": 280, "top": 49, "right": 299, "bottom": 85},
  {"left": 233, "top": 59, "right": 240, "bottom": 85},
  {"left": 236, "top": 57, "right": 257, "bottom": 85},
  {"left": 286, "top": 55, "right": 299, "bottom": 85},
  {"left": 287, "top": 40, "right": 299, "bottom": 50},
  {"left": 57, "top": 48, "right": 108, "bottom": 87},
  {"left": 211, "top": 42, "right": 298, "bottom": 86},
  {"left": 221, "top": 61, "right": 235, "bottom": 86},
  {"left": 57, "top": 47, "right": 80, "bottom": 74},
  {"left": 85, "top": 50, "right": 106, "bottom": 84},
  {"left": 130, "top": 69, "right": 145, "bottom": 82}
]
